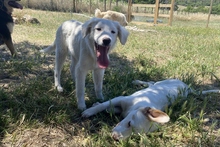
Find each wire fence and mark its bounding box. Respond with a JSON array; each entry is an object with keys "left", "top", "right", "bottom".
[
  {"left": 20, "top": 0, "right": 128, "bottom": 14},
  {"left": 18, "top": 0, "right": 219, "bottom": 27},
  {"left": 20, "top": 0, "right": 216, "bottom": 17}
]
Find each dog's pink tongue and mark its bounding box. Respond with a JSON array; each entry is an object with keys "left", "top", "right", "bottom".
[
  {"left": 96, "top": 46, "right": 109, "bottom": 69},
  {"left": 8, "top": 1, "right": 23, "bottom": 9}
]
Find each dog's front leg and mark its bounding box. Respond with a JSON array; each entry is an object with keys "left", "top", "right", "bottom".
[
  {"left": 75, "top": 66, "right": 88, "bottom": 110},
  {"left": 93, "top": 68, "right": 105, "bottom": 100},
  {"left": 82, "top": 96, "right": 124, "bottom": 117}
]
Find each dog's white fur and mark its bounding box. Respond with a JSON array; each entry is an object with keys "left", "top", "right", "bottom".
[
  {"left": 95, "top": 8, "right": 128, "bottom": 26},
  {"left": 40, "top": 18, "right": 129, "bottom": 110},
  {"left": 82, "top": 79, "right": 220, "bottom": 140}
]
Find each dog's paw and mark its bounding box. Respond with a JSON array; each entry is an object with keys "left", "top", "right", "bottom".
[
  {"left": 57, "top": 86, "right": 63, "bottom": 92},
  {"left": 96, "top": 92, "right": 104, "bottom": 100},
  {"left": 82, "top": 109, "right": 94, "bottom": 118},
  {"left": 81, "top": 110, "right": 90, "bottom": 118},
  {"left": 78, "top": 104, "right": 86, "bottom": 111},
  {"left": 92, "top": 102, "right": 100, "bottom": 107}
]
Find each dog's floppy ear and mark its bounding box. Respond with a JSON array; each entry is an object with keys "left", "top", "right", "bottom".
[
  {"left": 116, "top": 22, "right": 129, "bottom": 45},
  {"left": 141, "top": 107, "right": 170, "bottom": 123},
  {"left": 81, "top": 18, "right": 99, "bottom": 38}
]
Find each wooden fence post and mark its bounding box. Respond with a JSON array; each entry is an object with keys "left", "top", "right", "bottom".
[
  {"left": 154, "top": 0, "right": 159, "bottom": 25},
  {"left": 104, "top": 0, "right": 106, "bottom": 11},
  {"left": 127, "top": 0, "right": 132, "bottom": 22},
  {"left": 168, "top": 0, "right": 175, "bottom": 26},
  {"left": 27, "top": 0, "right": 29, "bottom": 8}
]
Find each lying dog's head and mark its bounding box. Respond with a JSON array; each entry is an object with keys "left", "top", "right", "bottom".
[
  {"left": 0, "top": 0, "right": 23, "bottom": 14},
  {"left": 82, "top": 18, "right": 129, "bottom": 69},
  {"left": 112, "top": 107, "right": 170, "bottom": 141}
]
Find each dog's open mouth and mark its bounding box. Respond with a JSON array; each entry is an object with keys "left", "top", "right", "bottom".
[
  {"left": 8, "top": 0, "right": 23, "bottom": 9},
  {"left": 95, "top": 42, "right": 109, "bottom": 69}
]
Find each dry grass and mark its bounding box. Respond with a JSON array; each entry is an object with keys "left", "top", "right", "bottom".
[{"left": 174, "top": 12, "right": 220, "bottom": 21}]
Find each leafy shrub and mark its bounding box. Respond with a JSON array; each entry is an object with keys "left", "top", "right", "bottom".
[
  {"left": 212, "top": 4, "right": 220, "bottom": 15},
  {"left": 183, "top": 5, "right": 210, "bottom": 14}
]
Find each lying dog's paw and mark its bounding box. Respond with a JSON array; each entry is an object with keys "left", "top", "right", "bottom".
[
  {"left": 92, "top": 102, "right": 100, "bottom": 107},
  {"left": 82, "top": 109, "right": 94, "bottom": 118}
]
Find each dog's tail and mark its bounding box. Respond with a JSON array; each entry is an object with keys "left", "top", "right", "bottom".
[
  {"left": 201, "top": 89, "right": 220, "bottom": 95},
  {"left": 189, "top": 88, "right": 220, "bottom": 95},
  {"left": 95, "top": 8, "right": 102, "bottom": 18},
  {"left": 40, "top": 41, "right": 56, "bottom": 54}
]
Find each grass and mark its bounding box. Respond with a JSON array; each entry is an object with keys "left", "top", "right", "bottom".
[{"left": 0, "top": 8, "right": 220, "bottom": 146}]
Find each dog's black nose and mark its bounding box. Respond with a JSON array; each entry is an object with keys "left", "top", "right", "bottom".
[{"left": 103, "top": 38, "right": 111, "bottom": 46}]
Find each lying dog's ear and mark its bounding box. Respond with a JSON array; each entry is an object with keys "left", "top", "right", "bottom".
[
  {"left": 116, "top": 22, "right": 129, "bottom": 45},
  {"left": 81, "top": 18, "right": 99, "bottom": 38},
  {"left": 142, "top": 107, "right": 170, "bottom": 123}
]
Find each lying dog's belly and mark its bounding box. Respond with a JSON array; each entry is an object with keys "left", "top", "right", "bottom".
[{"left": 130, "top": 79, "right": 189, "bottom": 110}]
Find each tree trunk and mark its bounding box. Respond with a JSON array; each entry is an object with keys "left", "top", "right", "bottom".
[
  {"left": 109, "top": 0, "right": 112, "bottom": 10},
  {"left": 206, "top": 0, "right": 214, "bottom": 28},
  {"left": 73, "top": 0, "right": 75, "bottom": 12},
  {"left": 116, "top": 0, "right": 118, "bottom": 7},
  {"left": 104, "top": 0, "right": 106, "bottom": 11}
]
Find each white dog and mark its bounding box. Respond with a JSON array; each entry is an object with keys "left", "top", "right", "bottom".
[
  {"left": 82, "top": 79, "right": 220, "bottom": 140},
  {"left": 40, "top": 18, "right": 129, "bottom": 110},
  {"left": 95, "top": 8, "right": 128, "bottom": 26}
]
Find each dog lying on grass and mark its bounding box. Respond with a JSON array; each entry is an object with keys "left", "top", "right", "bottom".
[
  {"left": 82, "top": 79, "right": 220, "bottom": 140},
  {"left": 0, "top": 0, "right": 23, "bottom": 56},
  {"left": 95, "top": 8, "right": 128, "bottom": 26},
  {"left": 40, "top": 18, "right": 129, "bottom": 110}
]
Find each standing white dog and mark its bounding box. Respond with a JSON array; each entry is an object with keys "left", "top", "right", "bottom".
[
  {"left": 40, "top": 18, "right": 129, "bottom": 110},
  {"left": 82, "top": 79, "right": 220, "bottom": 140},
  {"left": 95, "top": 8, "right": 128, "bottom": 26}
]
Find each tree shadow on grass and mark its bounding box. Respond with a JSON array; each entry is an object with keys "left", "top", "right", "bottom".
[{"left": 0, "top": 40, "right": 166, "bottom": 144}]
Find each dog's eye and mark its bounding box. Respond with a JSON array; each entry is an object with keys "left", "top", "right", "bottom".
[
  {"left": 127, "top": 121, "right": 131, "bottom": 128},
  {"left": 96, "top": 28, "right": 101, "bottom": 31},
  {"left": 111, "top": 31, "right": 116, "bottom": 34}
]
